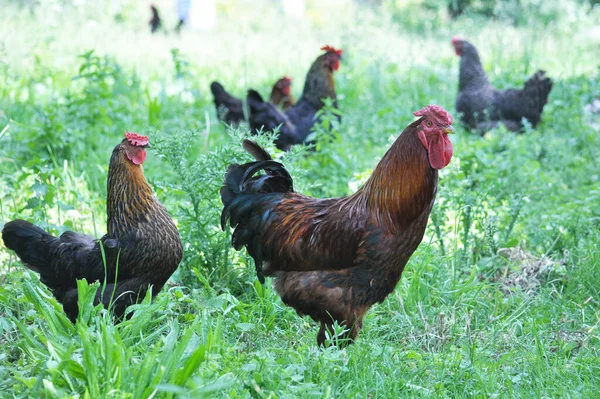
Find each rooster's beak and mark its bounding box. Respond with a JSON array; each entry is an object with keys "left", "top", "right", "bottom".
[
  {"left": 143, "top": 143, "right": 152, "bottom": 149},
  {"left": 444, "top": 126, "right": 455, "bottom": 134}
]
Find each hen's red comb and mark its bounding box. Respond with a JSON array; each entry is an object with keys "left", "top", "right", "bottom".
[
  {"left": 451, "top": 35, "right": 465, "bottom": 46},
  {"left": 321, "top": 45, "right": 343, "bottom": 56},
  {"left": 414, "top": 105, "right": 453, "bottom": 125},
  {"left": 282, "top": 76, "right": 292, "bottom": 83},
  {"left": 124, "top": 131, "right": 149, "bottom": 146}
]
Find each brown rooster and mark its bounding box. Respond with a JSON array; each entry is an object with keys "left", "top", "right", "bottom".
[
  {"left": 221, "top": 105, "right": 454, "bottom": 345},
  {"left": 2, "top": 132, "right": 183, "bottom": 323},
  {"left": 452, "top": 36, "right": 553, "bottom": 133},
  {"left": 210, "top": 77, "right": 295, "bottom": 126},
  {"left": 247, "top": 45, "right": 342, "bottom": 151}
]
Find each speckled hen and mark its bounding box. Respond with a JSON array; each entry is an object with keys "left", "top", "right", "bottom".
[{"left": 2, "top": 132, "right": 183, "bottom": 322}]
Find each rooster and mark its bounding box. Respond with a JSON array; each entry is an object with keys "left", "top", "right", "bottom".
[
  {"left": 2, "top": 132, "right": 183, "bottom": 323},
  {"left": 210, "top": 77, "right": 294, "bottom": 126},
  {"left": 452, "top": 36, "right": 553, "bottom": 134},
  {"left": 246, "top": 45, "right": 342, "bottom": 151},
  {"left": 221, "top": 105, "right": 454, "bottom": 345}
]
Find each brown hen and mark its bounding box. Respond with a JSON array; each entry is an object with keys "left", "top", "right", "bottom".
[{"left": 2, "top": 132, "right": 183, "bottom": 322}]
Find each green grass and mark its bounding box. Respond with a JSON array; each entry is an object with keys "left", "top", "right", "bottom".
[{"left": 1, "top": 0, "right": 599, "bottom": 397}]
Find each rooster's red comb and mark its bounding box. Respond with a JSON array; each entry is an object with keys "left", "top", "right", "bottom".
[
  {"left": 321, "top": 45, "right": 343, "bottom": 56},
  {"left": 124, "top": 131, "right": 149, "bottom": 147},
  {"left": 413, "top": 105, "right": 453, "bottom": 125}
]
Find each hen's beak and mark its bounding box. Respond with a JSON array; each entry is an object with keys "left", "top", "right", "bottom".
[{"left": 444, "top": 126, "right": 455, "bottom": 134}]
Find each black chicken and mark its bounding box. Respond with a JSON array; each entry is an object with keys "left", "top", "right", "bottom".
[
  {"left": 452, "top": 36, "right": 553, "bottom": 134},
  {"left": 246, "top": 45, "right": 343, "bottom": 151},
  {"left": 210, "top": 77, "right": 295, "bottom": 127}
]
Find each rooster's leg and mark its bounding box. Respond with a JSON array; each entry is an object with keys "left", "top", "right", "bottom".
[{"left": 317, "top": 317, "right": 364, "bottom": 347}]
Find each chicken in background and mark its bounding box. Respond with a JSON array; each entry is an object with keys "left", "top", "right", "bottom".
[
  {"left": 269, "top": 76, "right": 295, "bottom": 110},
  {"left": 221, "top": 105, "right": 454, "bottom": 345},
  {"left": 149, "top": 5, "right": 162, "bottom": 33},
  {"left": 210, "top": 77, "right": 295, "bottom": 126},
  {"left": 452, "top": 36, "right": 553, "bottom": 134},
  {"left": 210, "top": 81, "right": 245, "bottom": 126},
  {"left": 245, "top": 89, "right": 296, "bottom": 148},
  {"left": 246, "top": 45, "right": 342, "bottom": 151},
  {"left": 2, "top": 132, "right": 183, "bottom": 323}
]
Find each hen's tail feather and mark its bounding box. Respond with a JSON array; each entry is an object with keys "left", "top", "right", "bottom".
[
  {"left": 210, "top": 81, "right": 229, "bottom": 102},
  {"left": 2, "top": 220, "right": 53, "bottom": 273},
  {"left": 210, "top": 81, "right": 243, "bottom": 116},
  {"left": 524, "top": 70, "right": 553, "bottom": 120},
  {"left": 246, "top": 89, "right": 264, "bottom": 106}
]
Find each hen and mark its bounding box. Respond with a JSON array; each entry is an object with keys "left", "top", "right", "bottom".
[
  {"left": 221, "top": 105, "right": 454, "bottom": 345},
  {"left": 210, "top": 77, "right": 294, "bottom": 126},
  {"left": 269, "top": 76, "right": 295, "bottom": 110},
  {"left": 246, "top": 45, "right": 342, "bottom": 151},
  {"left": 2, "top": 132, "right": 183, "bottom": 322},
  {"left": 452, "top": 36, "right": 553, "bottom": 133}
]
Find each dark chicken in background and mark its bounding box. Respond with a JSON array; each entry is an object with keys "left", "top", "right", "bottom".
[
  {"left": 149, "top": 5, "right": 162, "bottom": 33},
  {"left": 210, "top": 77, "right": 295, "bottom": 126},
  {"left": 452, "top": 36, "right": 553, "bottom": 134},
  {"left": 269, "top": 76, "right": 295, "bottom": 110},
  {"left": 221, "top": 105, "right": 454, "bottom": 345},
  {"left": 2, "top": 132, "right": 183, "bottom": 323},
  {"left": 246, "top": 45, "right": 342, "bottom": 151},
  {"left": 210, "top": 81, "right": 245, "bottom": 126}
]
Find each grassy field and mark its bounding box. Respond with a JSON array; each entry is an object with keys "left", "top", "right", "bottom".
[{"left": 1, "top": 0, "right": 599, "bottom": 397}]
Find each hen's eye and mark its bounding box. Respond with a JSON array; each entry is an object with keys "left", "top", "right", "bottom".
[{"left": 426, "top": 121, "right": 433, "bottom": 127}]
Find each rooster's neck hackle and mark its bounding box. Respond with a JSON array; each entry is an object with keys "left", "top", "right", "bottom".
[
  {"left": 350, "top": 120, "right": 437, "bottom": 233},
  {"left": 106, "top": 146, "right": 156, "bottom": 237}
]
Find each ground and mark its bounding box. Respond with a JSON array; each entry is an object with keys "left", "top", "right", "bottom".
[{"left": 0, "top": 0, "right": 599, "bottom": 397}]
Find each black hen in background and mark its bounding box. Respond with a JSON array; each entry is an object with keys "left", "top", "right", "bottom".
[
  {"left": 210, "top": 77, "right": 295, "bottom": 127},
  {"left": 210, "top": 81, "right": 246, "bottom": 126},
  {"left": 246, "top": 90, "right": 297, "bottom": 150},
  {"left": 452, "top": 36, "right": 553, "bottom": 134},
  {"left": 246, "top": 45, "right": 343, "bottom": 151}
]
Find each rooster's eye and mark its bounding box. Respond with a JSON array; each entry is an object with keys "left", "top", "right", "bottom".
[{"left": 426, "top": 121, "right": 433, "bottom": 127}]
